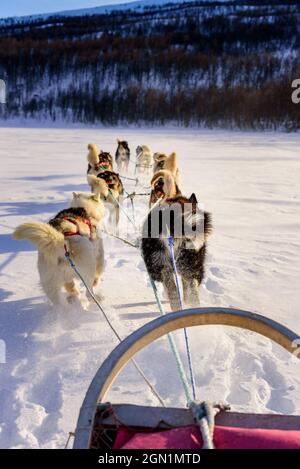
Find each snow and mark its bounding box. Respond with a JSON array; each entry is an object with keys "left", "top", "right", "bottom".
[
  {"left": 0, "top": 126, "right": 300, "bottom": 449},
  {"left": 0, "top": 0, "right": 207, "bottom": 23}
]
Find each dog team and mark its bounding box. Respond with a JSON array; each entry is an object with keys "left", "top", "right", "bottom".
[{"left": 14, "top": 139, "right": 212, "bottom": 311}]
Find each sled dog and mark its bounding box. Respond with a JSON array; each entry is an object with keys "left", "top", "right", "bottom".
[
  {"left": 87, "top": 143, "right": 113, "bottom": 176},
  {"left": 149, "top": 169, "right": 181, "bottom": 207},
  {"left": 142, "top": 193, "right": 212, "bottom": 311},
  {"left": 115, "top": 139, "right": 130, "bottom": 173},
  {"left": 153, "top": 152, "right": 180, "bottom": 185},
  {"left": 88, "top": 171, "right": 124, "bottom": 227},
  {"left": 135, "top": 145, "right": 153, "bottom": 174},
  {"left": 13, "top": 192, "right": 106, "bottom": 306}
]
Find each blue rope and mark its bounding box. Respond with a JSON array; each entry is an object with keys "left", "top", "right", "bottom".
[
  {"left": 148, "top": 274, "right": 193, "bottom": 405},
  {"left": 167, "top": 235, "right": 197, "bottom": 401},
  {"left": 64, "top": 247, "right": 165, "bottom": 407},
  {"left": 96, "top": 188, "right": 195, "bottom": 404}
]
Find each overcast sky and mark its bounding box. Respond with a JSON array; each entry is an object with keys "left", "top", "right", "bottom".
[{"left": 0, "top": 0, "right": 130, "bottom": 18}]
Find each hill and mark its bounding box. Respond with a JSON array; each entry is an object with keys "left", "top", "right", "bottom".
[{"left": 0, "top": 0, "right": 299, "bottom": 129}]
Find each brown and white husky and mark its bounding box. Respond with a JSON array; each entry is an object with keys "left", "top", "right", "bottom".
[
  {"left": 87, "top": 171, "right": 124, "bottom": 227},
  {"left": 87, "top": 143, "right": 113, "bottom": 176},
  {"left": 13, "top": 191, "right": 107, "bottom": 306},
  {"left": 153, "top": 152, "right": 180, "bottom": 186},
  {"left": 149, "top": 169, "right": 181, "bottom": 207}
]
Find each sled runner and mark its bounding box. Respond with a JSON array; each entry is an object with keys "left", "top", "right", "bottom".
[{"left": 73, "top": 308, "right": 300, "bottom": 449}]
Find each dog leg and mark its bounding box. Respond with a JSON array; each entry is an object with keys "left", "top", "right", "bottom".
[
  {"left": 65, "top": 281, "right": 80, "bottom": 303},
  {"left": 93, "top": 239, "right": 104, "bottom": 288},
  {"left": 42, "top": 281, "right": 62, "bottom": 305},
  {"left": 115, "top": 204, "right": 120, "bottom": 235},
  {"left": 84, "top": 274, "right": 97, "bottom": 304},
  {"left": 73, "top": 245, "right": 97, "bottom": 306},
  {"left": 107, "top": 205, "right": 117, "bottom": 233},
  {"left": 188, "top": 278, "right": 200, "bottom": 308},
  {"left": 182, "top": 277, "right": 190, "bottom": 305},
  {"left": 162, "top": 270, "right": 181, "bottom": 312}
]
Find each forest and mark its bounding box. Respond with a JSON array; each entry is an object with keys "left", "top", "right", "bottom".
[{"left": 0, "top": 0, "right": 299, "bottom": 129}]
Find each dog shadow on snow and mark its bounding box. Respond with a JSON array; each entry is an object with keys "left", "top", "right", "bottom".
[
  {"left": 49, "top": 183, "right": 89, "bottom": 193},
  {"left": 0, "top": 289, "right": 50, "bottom": 363},
  {"left": 0, "top": 234, "right": 36, "bottom": 256},
  {"left": 114, "top": 300, "right": 170, "bottom": 321},
  {"left": 0, "top": 288, "right": 103, "bottom": 367},
  {"left": 15, "top": 174, "right": 79, "bottom": 182},
  {"left": 0, "top": 200, "right": 67, "bottom": 217}
]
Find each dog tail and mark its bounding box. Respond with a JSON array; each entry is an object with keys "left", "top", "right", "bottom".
[
  {"left": 13, "top": 222, "right": 64, "bottom": 255},
  {"left": 165, "top": 152, "right": 177, "bottom": 176},
  {"left": 87, "top": 174, "right": 109, "bottom": 199},
  {"left": 204, "top": 211, "right": 213, "bottom": 241},
  {"left": 151, "top": 169, "right": 177, "bottom": 199},
  {"left": 87, "top": 143, "right": 99, "bottom": 166}
]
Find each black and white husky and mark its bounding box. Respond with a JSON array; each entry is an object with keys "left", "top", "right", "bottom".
[
  {"left": 115, "top": 139, "right": 130, "bottom": 173},
  {"left": 13, "top": 192, "right": 107, "bottom": 306},
  {"left": 142, "top": 194, "right": 212, "bottom": 311}
]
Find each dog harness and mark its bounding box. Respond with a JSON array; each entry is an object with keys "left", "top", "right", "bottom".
[{"left": 63, "top": 216, "right": 93, "bottom": 240}]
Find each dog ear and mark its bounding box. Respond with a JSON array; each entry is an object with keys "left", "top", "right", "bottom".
[
  {"left": 117, "top": 138, "right": 120, "bottom": 144},
  {"left": 165, "top": 152, "right": 177, "bottom": 175},
  {"left": 189, "top": 193, "right": 198, "bottom": 205},
  {"left": 72, "top": 192, "right": 79, "bottom": 199}
]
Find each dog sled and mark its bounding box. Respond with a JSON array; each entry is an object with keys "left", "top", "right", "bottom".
[{"left": 73, "top": 308, "right": 300, "bottom": 449}]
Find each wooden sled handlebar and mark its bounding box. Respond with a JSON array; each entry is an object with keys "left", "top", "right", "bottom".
[{"left": 73, "top": 307, "right": 300, "bottom": 449}]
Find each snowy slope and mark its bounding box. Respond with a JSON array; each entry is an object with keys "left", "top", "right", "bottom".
[
  {"left": 0, "top": 0, "right": 211, "bottom": 23},
  {"left": 0, "top": 126, "right": 300, "bottom": 449}
]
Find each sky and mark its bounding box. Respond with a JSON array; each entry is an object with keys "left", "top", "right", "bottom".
[{"left": 0, "top": 0, "right": 131, "bottom": 18}]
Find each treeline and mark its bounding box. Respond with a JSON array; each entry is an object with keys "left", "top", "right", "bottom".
[
  {"left": 18, "top": 80, "right": 298, "bottom": 130},
  {"left": 0, "top": 0, "right": 299, "bottom": 129}
]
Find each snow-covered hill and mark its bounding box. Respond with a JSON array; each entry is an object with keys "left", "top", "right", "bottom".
[
  {"left": 0, "top": 0, "right": 298, "bottom": 130},
  {"left": 0, "top": 126, "right": 300, "bottom": 448},
  {"left": 0, "top": 0, "right": 214, "bottom": 23}
]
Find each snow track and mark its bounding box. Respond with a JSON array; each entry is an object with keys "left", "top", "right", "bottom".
[{"left": 0, "top": 127, "right": 300, "bottom": 448}]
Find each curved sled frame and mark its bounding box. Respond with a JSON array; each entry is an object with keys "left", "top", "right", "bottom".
[{"left": 73, "top": 307, "right": 300, "bottom": 449}]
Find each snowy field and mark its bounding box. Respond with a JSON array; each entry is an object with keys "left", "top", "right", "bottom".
[{"left": 0, "top": 127, "right": 300, "bottom": 449}]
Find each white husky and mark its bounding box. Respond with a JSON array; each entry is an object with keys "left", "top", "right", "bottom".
[
  {"left": 13, "top": 191, "right": 108, "bottom": 306},
  {"left": 135, "top": 145, "right": 153, "bottom": 174}
]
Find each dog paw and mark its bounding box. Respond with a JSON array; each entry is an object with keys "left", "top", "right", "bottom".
[
  {"left": 94, "top": 292, "right": 105, "bottom": 302},
  {"left": 87, "top": 292, "right": 105, "bottom": 304},
  {"left": 66, "top": 294, "right": 80, "bottom": 305}
]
